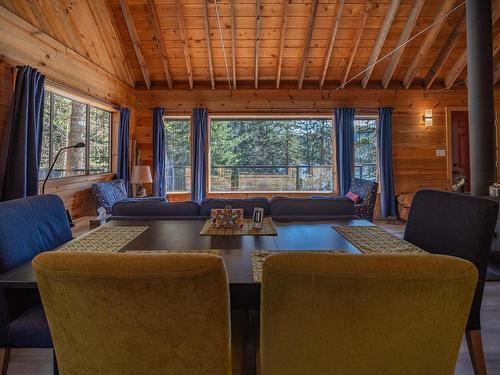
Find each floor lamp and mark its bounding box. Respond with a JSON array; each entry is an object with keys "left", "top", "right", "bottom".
[{"left": 41, "top": 142, "right": 85, "bottom": 227}]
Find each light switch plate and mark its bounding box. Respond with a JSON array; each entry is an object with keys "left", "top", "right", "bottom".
[{"left": 436, "top": 149, "right": 446, "bottom": 157}]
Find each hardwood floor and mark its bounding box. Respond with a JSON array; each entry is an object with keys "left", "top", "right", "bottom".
[{"left": 4, "top": 220, "right": 500, "bottom": 374}]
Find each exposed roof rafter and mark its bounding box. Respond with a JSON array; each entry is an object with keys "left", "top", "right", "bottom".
[
  {"left": 361, "top": 0, "right": 400, "bottom": 88},
  {"left": 319, "top": 0, "right": 344, "bottom": 89},
  {"left": 231, "top": 0, "right": 237, "bottom": 90},
  {"left": 424, "top": 11, "right": 466, "bottom": 89},
  {"left": 401, "top": 0, "right": 455, "bottom": 89},
  {"left": 202, "top": 0, "right": 215, "bottom": 89},
  {"left": 340, "top": 0, "right": 371, "bottom": 89},
  {"left": 119, "top": 0, "right": 151, "bottom": 89},
  {"left": 381, "top": 0, "right": 425, "bottom": 89},
  {"left": 176, "top": 0, "right": 194, "bottom": 90},
  {"left": 255, "top": 0, "right": 261, "bottom": 89},
  {"left": 146, "top": 0, "right": 173, "bottom": 89},
  {"left": 298, "top": 0, "right": 319, "bottom": 90},
  {"left": 276, "top": 0, "right": 289, "bottom": 89}
]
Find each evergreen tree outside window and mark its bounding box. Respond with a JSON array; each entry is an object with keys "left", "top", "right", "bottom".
[
  {"left": 163, "top": 118, "right": 191, "bottom": 192},
  {"left": 40, "top": 91, "right": 111, "bottom": 180},
  {"left": 209, "top": 117, "right": 334, "bottom": 192},
  {"left": 353, "top": 117, "right": 378, "bottom": 181}
]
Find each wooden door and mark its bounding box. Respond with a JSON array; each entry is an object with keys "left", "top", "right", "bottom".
[{"left": 451, "top": 111, "right": 470, "bottom": 192}]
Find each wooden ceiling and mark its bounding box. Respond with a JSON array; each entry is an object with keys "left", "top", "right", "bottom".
[{"left": 2, "top": 0, "right": 500, "bottom": 90}]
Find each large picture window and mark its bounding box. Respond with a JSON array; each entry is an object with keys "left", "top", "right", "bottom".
[
  {"left": 353, "top": 117, "right": 378, "bottom": 181},
  {"left": 164, "top": 118, "right": 191, "bottom": 192},
  {"left": 209, "top": 117, "right": 333, "bottom": 192},
  {"left": 40, "top": 91, "right": 111, "bottom": 180}
]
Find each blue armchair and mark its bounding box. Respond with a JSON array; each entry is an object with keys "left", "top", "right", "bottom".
[
  {"left": 92, "top": 179, "right": 165, "bottom": 214},
  {"left": 0, "top": 195, "right": 73, "bottom": 374}
]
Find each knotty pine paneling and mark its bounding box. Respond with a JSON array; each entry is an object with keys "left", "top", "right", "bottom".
[{"left": 135, "top": 88, "right": 500, "bottom": 202}]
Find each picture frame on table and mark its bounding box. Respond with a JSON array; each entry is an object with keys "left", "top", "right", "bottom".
[{"left": 253, "top": 207, "right": 264, "bottom": 229}]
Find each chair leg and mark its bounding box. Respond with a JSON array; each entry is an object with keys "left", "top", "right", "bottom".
[
  {"left": 466, "top": 330, "right": 487, "bottom": 375},
  {"left": 0, "top": 348, "right": 11, "bottom": 375}
]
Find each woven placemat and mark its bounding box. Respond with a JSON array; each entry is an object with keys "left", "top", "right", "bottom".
[
  {"left": 124, "top": 250, "right": 221, "bottom": 255},
  {"left": 251, "top": 250, "right": 346, "bottom": 283},
  {"left": 58, "top": 226, "right": 148, "bottom": 253},
  {"left": 200, "top": 217, "right": 277, "bottom": 236},
  {"left": 333, "top": 225, "right": 426, "bottom": 255}
]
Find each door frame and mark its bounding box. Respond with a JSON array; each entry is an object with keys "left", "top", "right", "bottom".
[{"left": 445, "top": 107, "right": 468, "bottom": 191}]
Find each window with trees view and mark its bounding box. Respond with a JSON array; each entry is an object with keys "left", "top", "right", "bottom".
[
  {"left": 354, "top": 117, "right": 378, "bottom": 181},
  {"left": 209, "top": 118, "right": 333, "bottom": 192},
  {"left": 40, "top": 92, "right": 111, "bottom": 180},
  {"left": 164, "top": 118, "right": 191, "bottom": 192}
]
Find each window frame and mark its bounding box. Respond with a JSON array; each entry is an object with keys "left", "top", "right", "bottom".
[
  {"left": 40, "top": 90, "right": 113, "bottom": 181},
  {"left": 207, "top": 114, "right": 336, "bottom": 194},
  {"left": 353, "top": 114, "right": 379, "bottom": 182},
  {"left": 162, "top": 115, "right": 192, "bottom": 194}
]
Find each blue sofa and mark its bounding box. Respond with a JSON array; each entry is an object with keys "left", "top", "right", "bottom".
[
  {"left": 0, "top": 195, "right": 73, "bottom": 373},
  {"left": 111, "top": 196, "right": 357, "bottom": 221}
]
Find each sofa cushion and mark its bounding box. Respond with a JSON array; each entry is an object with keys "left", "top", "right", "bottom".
[
  {"left": 200, "top": 198, "right": 271, "bottom": 218},
  {"left": 92, "top": 179, "right": 128, "bottom": 213},
  {"left": 112, "top": 201, "right": 200, "bottom": 217},
  {"left": 346, "top": 191, "right": 361, "bottom": 203},
  {"left": 0, "top": 195, "right": 72, "bottom": 273},
  {"left": 270, "top": 196, "right": 355, "bottom": 217}
]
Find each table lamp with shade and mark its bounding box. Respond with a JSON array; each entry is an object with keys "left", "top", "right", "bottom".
[{"left": 130, "top": 165, "right": 153, "bottom": 197}]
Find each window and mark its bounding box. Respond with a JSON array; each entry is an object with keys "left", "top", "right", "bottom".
[
  {"left": 164, "top": 118, "right": 191, "bottom": 192},
  {"left": 40, "top": 91, "right": 111, "bottom": 180},
  {"left": 353, "top": 117, "right": 378, "bottom": 181},
  {"left": 209, "top": 118, "right": 333, "bottom": 192}
]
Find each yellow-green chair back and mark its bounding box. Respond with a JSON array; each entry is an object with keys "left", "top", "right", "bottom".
[
  {"left": 260, "top": 253, "right": 477, "bottom": 375},
  {"left": 33, "top": 252, "right": 231, "bottom": 375}
]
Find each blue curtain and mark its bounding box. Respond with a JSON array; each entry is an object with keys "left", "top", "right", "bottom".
[
  {"left": 191, "top": 108, "right": 208, "bottom": 203},
  {"left": 378, "top": 107, "right": 397, "bottom": 218},
  {"left": 117, "top": 107, "right": 130, "bottom": 196},
  {"left": 0, "top": 66, "right": 45, "bottom": 201},
  {"left": 334, "top": 108, "right": 355, "bottom": 195},
  {"left": 152, "top": 107, "right": 166, "bottom": 197}
]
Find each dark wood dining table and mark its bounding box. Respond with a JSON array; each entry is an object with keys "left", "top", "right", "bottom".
[{"left": 0, "top": 219, "right": 371, "bottom": 309}]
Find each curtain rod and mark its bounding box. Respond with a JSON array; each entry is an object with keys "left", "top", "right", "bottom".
[
  {"left": 15, "top": 66, "right": 122, "bottom": 111},
  {"left": 148, "top": 107, "right": 379, "bottom": 112}
]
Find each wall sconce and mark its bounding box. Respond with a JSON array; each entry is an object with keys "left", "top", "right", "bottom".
[{"left": 423, "top": 109, "right": 433, "bottom": 127}]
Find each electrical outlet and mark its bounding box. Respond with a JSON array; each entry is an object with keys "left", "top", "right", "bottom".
[{"left": 436, "top": 149, "right": 446, "bottom": 157}]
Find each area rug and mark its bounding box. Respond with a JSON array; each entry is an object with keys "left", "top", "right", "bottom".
[
  {"left": 200, "top": 217, "right": 277, "bottom": 236},
  {"left": 251, "top": 250, "right": 346, "bottom": 283},
  {"left": 332, "top": 225, "right": 427, "bottom": 255},
  {"left": 58, "top": 226, "right": 148, "bottom": 253}
]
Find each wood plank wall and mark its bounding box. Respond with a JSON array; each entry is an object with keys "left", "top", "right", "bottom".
[
  {"left": 135, "top": 88, "right": 499, "bottom": 202},
  {"left": 0, "top": 7, "right": 135, "bottom": 218}
]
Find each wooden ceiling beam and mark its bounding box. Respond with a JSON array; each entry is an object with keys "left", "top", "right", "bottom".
[
  {"left": 381, "top": 0, "right": 425, "bottom": 89},
  {"left": 276, "top": 0, "right": 289, "bottom": 89},
  {"left": 255, "top": 0, "right": 261, "bottom": 89},
  {"left": 176, "top": 0, "right": 194, "bottom": 90},
  {"left": 202, "top": 0, "right": 215, "bottom": 89},
  {"left": 340, "top": 0, "right": 371, "bottom": 89},
  {"left": 231, "top": 0, "right": 237, "bottom": 90},
  {"left": 319, "top": 0, "right": 344, "bottom": 89},
  {"left": 146, "top": 0, "right": 173, "bottom": 89},
  {"left": 494, "top": 61, "right": 500, "bottom": 85},
  {"left": 401, "top": 0, "right": 455, "bottom": 89},
  {"left": 361, "top": 0, "right": 400, "bottom": 88},
  {"left": 298, "top": 0, "right": 319, "bottom": 90},
  {"left": 119, "top": 0, "right": 151, "bottom": 89},
  {"left": 424, "top": 10, "right": 466, "bottom": 89},
  {"left": 444, "top": 0, "right": 500, "bottom": 89}
]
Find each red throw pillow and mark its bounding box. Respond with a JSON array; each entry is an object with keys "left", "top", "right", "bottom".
[{"left": 346, "top": 191, "right": 361, "bottom": 204}]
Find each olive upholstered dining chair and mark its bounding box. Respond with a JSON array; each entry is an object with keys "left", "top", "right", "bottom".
[
  {"left": 260, "top": 252, "right": 477, "bottom": 375},
  {"left": 33, "top": 252, "right": 239, "bottom": 375},
  {"left": 404, "top": 189, "right": 498, "bottom": 375},
  {"left": 0, "top": 195, "right": 73, "bottom": 375}
]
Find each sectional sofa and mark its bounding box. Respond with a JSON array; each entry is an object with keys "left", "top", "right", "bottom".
[{"left": 111, "top": 196, "right": 358, "bottom": 222}]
